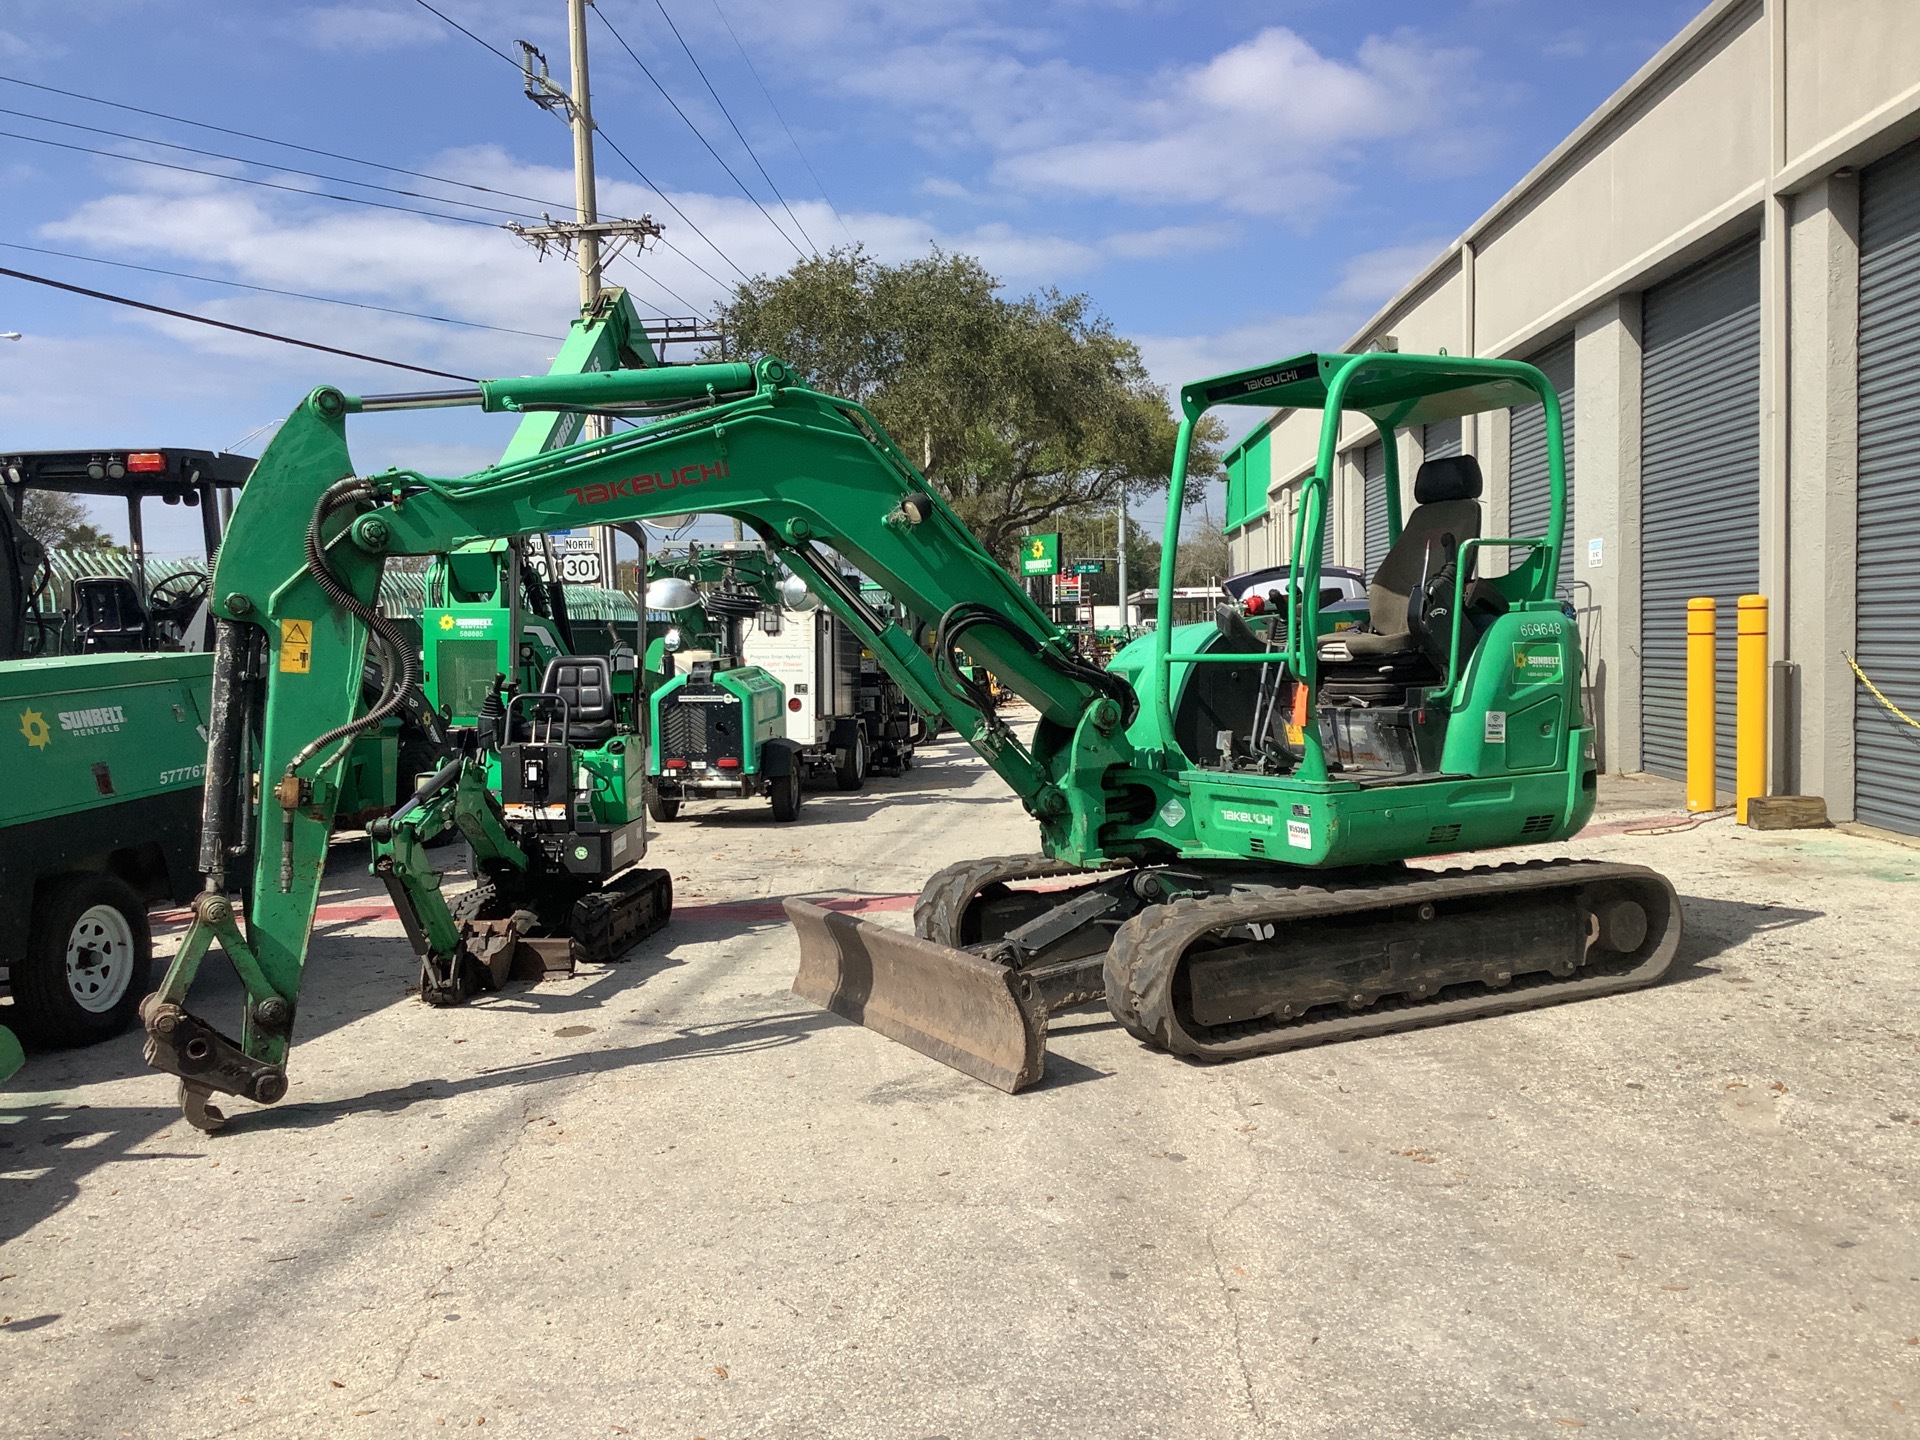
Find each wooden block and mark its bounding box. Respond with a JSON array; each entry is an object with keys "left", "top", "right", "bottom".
[{"left": 1745, "top": 795, "right": 1829, "bottom": 830}]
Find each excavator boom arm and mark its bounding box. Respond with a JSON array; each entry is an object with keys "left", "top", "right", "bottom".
[{"left": 141, "top": 351, "right": 1152, "bottom": 1121}]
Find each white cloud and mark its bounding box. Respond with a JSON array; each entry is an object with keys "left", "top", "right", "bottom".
[
  {"left": 289, "top": 4, "right": 450, "bottom": 53},
  {"left": 1131, "top": 239, "right": 1449, "bottom": 405},
  {"left": 1102, "top": 225, "right": 1236, "bottom": 261},
  {"left": 990, "top": 29, "right": 1485, "bottom": 219},
  {"left": 28, "top": 143, "right": 1135, "bottom": 396},
  {"left": 708, "top": 9, "right": 1495, "bottom": 223},
  {"left": 1327, "top": 238, "right": 1450, "bottom": 306}
]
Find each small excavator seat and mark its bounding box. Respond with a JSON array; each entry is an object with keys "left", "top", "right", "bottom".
[
  {"left": 1318, "top": 454, "right": 1483, "bottom": 666},
  {"left": 541, "top": 655, "right": 619, "bottom": 746}
]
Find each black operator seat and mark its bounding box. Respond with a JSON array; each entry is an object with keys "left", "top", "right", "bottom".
[
  {"left": 1318, "top": 454, "right": 1483, "bottom": 664},
  {"left": 541, "top": 655, "right": 619, "bottom": 746},
  {"left": 72, "top": 576, "right": 152, "bottom": 653}
]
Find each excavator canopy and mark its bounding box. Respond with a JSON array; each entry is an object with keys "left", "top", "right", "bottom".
[{"left": 1183, "top": 351, "right": 1550, "bottom": 431}]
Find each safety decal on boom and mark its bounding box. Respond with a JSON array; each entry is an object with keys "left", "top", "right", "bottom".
[{"left": 280, "top": 618, "right": 314, "bottom": 674}]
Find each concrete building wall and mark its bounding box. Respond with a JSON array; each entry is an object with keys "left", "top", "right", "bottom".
[{"left": 1221, "top": 0, "right": 1920, "bottom": 826}]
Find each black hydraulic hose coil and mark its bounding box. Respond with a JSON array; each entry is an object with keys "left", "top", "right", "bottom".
[
  {"left": 933, "top": 602, "right": 1139, "bottom": 730},
  {"left": 275, "top": 478, "right": 421, "bottom": 890}
]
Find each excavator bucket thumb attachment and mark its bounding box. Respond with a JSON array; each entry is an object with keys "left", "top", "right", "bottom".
[
  {"left": 785, "top": 900, "right": 1047, "bottom": 1093},
  {"left": 0, "top": 1024, "right": 23, "bottom": 1085}
]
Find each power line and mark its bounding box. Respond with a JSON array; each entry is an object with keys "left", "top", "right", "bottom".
[
  {"left": 0, "top": 241, "right": 565, "bottom": 339},
  {"left": 0, "top": 127, "right": 510, "bottom": 228},
  {"left": 0, "top": 105, "right": 545, "bottom": 223},
  {"left": 709, "top": 0, "right": 854, "bottom": 246},
  {"left": 612, "top": 252, "right": 709, "bottom": 323},
  {"left": 592, "top": 6, "right": 806, "bottom": 259},
  {"left": 408, "top": 0, "right": 522, "bottom": 68},
  {"left": 648, "top": 0, "right": 816, "bottom": 253},
  {"left": 400, "top": 2, "right": 754, "bottom": 296},
  {"left": 0, "top": 264, "right": 478, "bottom": 380},
  {"left": 594, "top": 127, "right": 750, "bottom": 285},
  {"left": 0, "top": 71, "right": 584, "bottom": 217},
  {"left": 653, "top": 232, "right": 732, "bottom": 292}
]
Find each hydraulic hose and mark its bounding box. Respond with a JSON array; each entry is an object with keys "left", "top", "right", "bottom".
[
  {"left": 933, "top": 603, "right": 1140, "bottom": 731},
  {"left": 275, "top": 477, "right": 421, "bottom": 889}
]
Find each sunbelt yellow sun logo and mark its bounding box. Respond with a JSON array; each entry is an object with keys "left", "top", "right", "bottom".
[
  {"left": 438, "top": 613, "right": 456, "bottom": 631},
  {"left": 18, "top": 707, "right": 50, "bottom": 749}
]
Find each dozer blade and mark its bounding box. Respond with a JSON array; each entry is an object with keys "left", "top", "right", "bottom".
[{"left": 785, "top": 900, "right": 1047, "bottom": 1093}]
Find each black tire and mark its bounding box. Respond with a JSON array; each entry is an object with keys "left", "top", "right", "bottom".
[
  {"left": 645, "top": 786, "right": 681, "bottom": 823},
  {"left": 833, "top": 726, "right": 868, "bottom": 791},
  {"left": 11, "top": 873, "right": 152, "bottom": 1048},
  {"left": 770, "top": 766, "right": 804, "bottom": 821}
]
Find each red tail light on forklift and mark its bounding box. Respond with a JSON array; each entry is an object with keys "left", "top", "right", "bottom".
[
  {"left": 788, "top": 698, "right": 802, "bottom": 711},
  {"left": 126, "top": 452, "right": 167, "bottom": 472},
  {"left": 717, "top": 757, "right": 740, "bottom": 769},
  {"left": 664, "top": 758, "right": 689, "bottom": 769}
]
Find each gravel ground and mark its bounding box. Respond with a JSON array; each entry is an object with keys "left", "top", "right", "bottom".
[{"left": 3, "top": 728, "right": 1917, "bottom": 1439}]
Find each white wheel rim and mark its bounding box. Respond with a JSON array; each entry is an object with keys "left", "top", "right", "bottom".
[{"left": 66, "top": 903, "right": 135, "bottom": 1013}]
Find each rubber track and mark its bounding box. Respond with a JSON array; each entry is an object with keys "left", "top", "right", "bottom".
[
  {"left": 571, "top": 868, "right": 674, "bottom": 966},
  {"left": 912, "top": 853, "right": 1091, "bottom": 948},
  {"left": 1103, "top": 858, "right": 1681, "bottom": 1060}
]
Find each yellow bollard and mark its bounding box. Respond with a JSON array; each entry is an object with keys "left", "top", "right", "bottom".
[
  {"left": 1735, "top": 594, "right": 1768, "bottom": 824},
  {"left": 1686, "top": 597, "right": 1717, "bottom": 812}
]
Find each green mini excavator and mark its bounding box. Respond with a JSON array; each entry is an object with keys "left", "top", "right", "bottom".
[{"left": 140, "top": 297, "right": 1681, "bottom": 1127}]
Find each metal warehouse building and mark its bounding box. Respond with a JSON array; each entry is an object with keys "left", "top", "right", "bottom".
[{"left": 1222, "top": 0, "right": 1920, "bottom": 836}]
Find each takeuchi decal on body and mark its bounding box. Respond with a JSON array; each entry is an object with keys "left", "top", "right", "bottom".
[{"left": 566, "top": 460, "right": 728, "bottom": 509}]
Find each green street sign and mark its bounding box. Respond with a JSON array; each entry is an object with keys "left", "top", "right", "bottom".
[
  {"left": 1072, "top": 561, "right": 1105, "bottom": 576},
  {"left": 1019, "top": 533, "right": 1060, "bottom": 577}
]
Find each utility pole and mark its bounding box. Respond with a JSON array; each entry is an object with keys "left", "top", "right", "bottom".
[
  {"left": 565, "top": 0, "right": 600, "bottom": 312},
  {"left": 513, "top": 2, "right": 663, "bottom": 588},
  {"left": 1115, "top": 489, "right": 1130, "bottom": 631}
]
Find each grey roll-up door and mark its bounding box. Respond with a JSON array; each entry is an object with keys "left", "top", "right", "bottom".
[
  {"left": 1422, "top": 417, "right": 1462, "bottom": 460},
  {"left": 1638, "top": 239, "right": 1761, "bottom": 786},
  {"left": 1321, "top": 470, "right": 1336, "bottom": 567},
  {"left": 1856, "top": 141, "right": 1920, "bottom": 835},
  {"left": 1508, "top": 335, "right": 1576, "bottom": 587},
  {"left": 1360, "top": 440, "right": 1387, "bottom": 575}
]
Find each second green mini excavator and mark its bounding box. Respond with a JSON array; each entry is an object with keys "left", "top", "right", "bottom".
[{"left": 141, "top": 298, "right": 1681, "bottom": 1126}]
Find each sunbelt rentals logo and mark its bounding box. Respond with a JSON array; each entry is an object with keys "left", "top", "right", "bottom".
[
  {"left": 58, "top": 704, "right": 127, "bottom": 737},
  {"left": 18, "top": 707, "right": 50, "bottom": 749}
]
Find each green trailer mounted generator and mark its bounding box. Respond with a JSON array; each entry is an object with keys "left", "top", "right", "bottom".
[{"left": 647, "top": 659, "right": 801, "bottom": 820}]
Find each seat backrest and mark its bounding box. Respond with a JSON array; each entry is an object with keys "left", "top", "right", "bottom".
[
  {"left": 1366, "top": 455, "right": 1484, "bottom": 636},
  {"left": 73, "top": 576, "right": 150, "bottom": 651},
  {"left": 542, "top": 655, "right": 615, "bottom": 724}
]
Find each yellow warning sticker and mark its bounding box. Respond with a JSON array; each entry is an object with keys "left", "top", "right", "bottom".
[{"left": 279, "top": 618, "right": 313, "bottom": 674}]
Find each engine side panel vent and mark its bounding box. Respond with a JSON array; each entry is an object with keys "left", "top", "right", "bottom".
[{"left": 1426, "top": 823, "right": 1462, "bottom": 846}]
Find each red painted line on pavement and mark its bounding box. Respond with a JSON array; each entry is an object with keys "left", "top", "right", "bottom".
[{"left": 154, "top": 890, "right": 918, "bottom": 933}]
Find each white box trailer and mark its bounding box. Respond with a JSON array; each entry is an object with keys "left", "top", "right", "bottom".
[{"left": 741, "top": 607, "right": 872, "bottom": 788}]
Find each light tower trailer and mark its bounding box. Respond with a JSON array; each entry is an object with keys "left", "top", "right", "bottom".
[{"left": 741, "top": 601, "right": 890, "bottom": 790}]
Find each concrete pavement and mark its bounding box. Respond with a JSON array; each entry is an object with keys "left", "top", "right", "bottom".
[{"left": 3, "top": 733, "right": 1917, "bottom": 1438}]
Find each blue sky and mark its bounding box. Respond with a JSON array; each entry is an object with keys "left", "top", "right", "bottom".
[{"left": 0, "top": 0, "right": 1704, "bottom": 554}]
